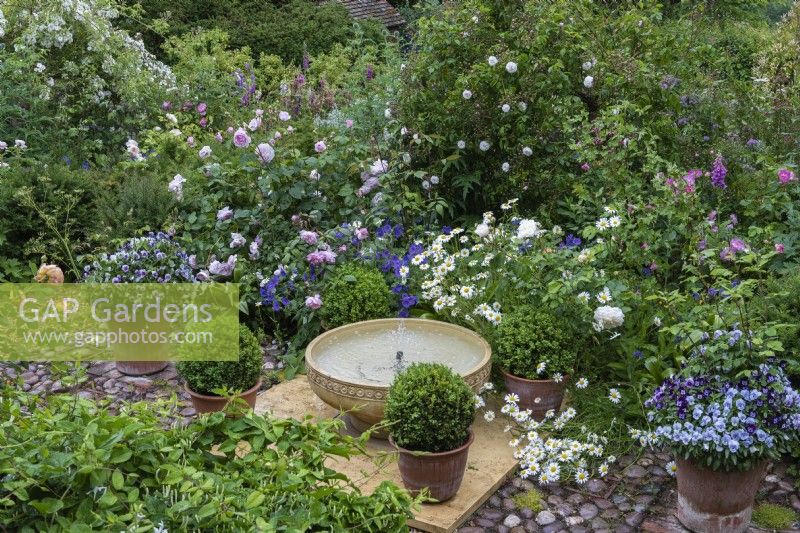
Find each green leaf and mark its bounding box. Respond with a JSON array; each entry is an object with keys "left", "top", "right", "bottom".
[
  {"left": 31, "top": 498, "right": 64, "bottom": 514},
  {"left": 245, "top": 491, "right": 265, "bottom": 509},
  {"left": 111, "top": 470, "right": 124, "bottom": 490}
]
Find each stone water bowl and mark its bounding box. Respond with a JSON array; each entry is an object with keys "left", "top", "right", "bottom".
[{"left": 306, "top": 318, "right": 492, "bottom": 438}]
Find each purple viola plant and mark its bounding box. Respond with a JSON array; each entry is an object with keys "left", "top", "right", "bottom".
[
  {"left": 645, "top": 362, "right": 800, "bottom": 471},
  {"left": 83, "top": 232, "right": 198, "bottom": 283}
]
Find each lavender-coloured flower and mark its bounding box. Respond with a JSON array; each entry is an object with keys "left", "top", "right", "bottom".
[
  {"left": 217, "top": 206, "right": 234, "bottom": 221},
  {"left": 255, "top": 142, "right": 275, "bottom": 164},
  {"left": 208, "top": 255, "right": 237, "bottom": 277},
  {"left": 233, "top": 127, "right": 251, "bottom": 148},
  {"left": 305, "top": 294, "right": 322, "bottom": 309},
  {"left": 299, "top": 231, "right": 318, "bottom": 245}
]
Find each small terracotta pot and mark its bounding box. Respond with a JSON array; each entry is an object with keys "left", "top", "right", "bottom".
[
  {"left": 676, "top": 457, "right": 768, "bottom": 533},
  {"left": 116, "top": 361, "right": 168, "bottom": 376},
  {"left": 184, "top": 379, "right": 262, "bottom": 414},
  {"left": 501, "top": 369, "right": 568, "bottom": 420},
  {"left": 390, "top": 429, "right": 473, "bottom": 503}
]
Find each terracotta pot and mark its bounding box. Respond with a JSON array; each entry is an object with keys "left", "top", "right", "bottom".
[
  {"left": 390, "top": 429, "right": 473, "bottom": 503},
  {"left": 501, "top": 369, "right": 568, "bottom": 420},
  {"left": 676, "top": 457, "right": 768, "bottom": 533},
  {"left": 116, "top": 361, "right": 168, "bottom": 376},
  {"left": 184, "top": 379, "right": 262, "bottom": 414}
]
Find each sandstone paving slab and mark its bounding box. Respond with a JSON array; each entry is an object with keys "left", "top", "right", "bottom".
[{"left": 254, "top": 376, "right": 517, "bottom": 533}]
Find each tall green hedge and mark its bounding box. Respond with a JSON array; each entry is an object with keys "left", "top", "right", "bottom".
[{"left": 125, "top": 0, "right": 386, "bottom": 64}]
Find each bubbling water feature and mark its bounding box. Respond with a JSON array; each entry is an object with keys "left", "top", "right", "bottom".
[
  {"left": 311, "top": 319, "right": 486, "bottom": 386},
  {"left": 305, "top": 318, "right": 492, "bottom": 437}
]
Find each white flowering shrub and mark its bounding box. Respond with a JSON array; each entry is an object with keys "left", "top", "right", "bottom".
[
  {"left": 405, "top": 200, "right": 629, "bottom": 347},
  {"left": 396, "top": 0, "right": 784, "bottom": 216},
  {"left": 0, "top": 0, "right": 175, "bottom": 159}
]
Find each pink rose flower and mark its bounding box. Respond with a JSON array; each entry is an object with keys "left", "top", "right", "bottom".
[
  {"left": 314, "top": 140, "right": 327, "bottom": 153},
  {"left": 355, "top": 228, "right": 369, "bottom": 240},
  {"left": 346, "top": 119, "right": 354, "bottom": 128},
  {"left": 778, "top": 168, "right": 796, "bottom": 185},
  {"left": 775, "top": 243, "right": 785, "bottom": 253}
]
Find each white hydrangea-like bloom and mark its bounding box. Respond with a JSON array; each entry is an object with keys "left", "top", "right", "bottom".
[
  {"left": 474, "top": 223, "right": 490, "bottom": 238},
  {"left": 593, "top": 306, "right": 624, "bottom": 331},
  {"left": 502, "top": 103, "right": 511, "bottom": 113},
  {"left": 516, "top": 219, "right": 546, "bottom": 240},
  {"left": 583, "top": 75, "right": 595, "bottom": 88}
]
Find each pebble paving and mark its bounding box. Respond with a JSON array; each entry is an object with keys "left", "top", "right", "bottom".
[{"left": 458, "top": 451, "right": 800, "bottom": 533}]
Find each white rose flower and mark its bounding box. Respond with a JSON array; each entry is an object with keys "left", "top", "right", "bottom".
[
  {"left": 384, "top": 108, "right": 392, "bottom": 119},
  {"left": 479, "top": 140, "right": 491, "bottom": 151},
  {"left": 457, "top": 140, "right": 466, "bottom": 149},
  {"left": 462, "top": 89, "right": 473, "bottom": 100},
  {"left": 475, "top": 223, "right": 490, "bottom": 238},
  {"left": 501, "top": 104, "right": 510, "bottom": 113},
  {"left": 516, "top": 219, "right": 546, "bottom": 240},
  {"left": 522, "top": 146, "right": 533, "bottom": 156},
  {"left": 488, "top": 56, "right": 498, "bottom": 66},
  {"left": 501, "top": 162, "right": 510, "bottom": 172},
  {"left": 198, "top": 145, "right": 212, "bottom": 159},
  {"left": 583, "top": 75, "right": 595, "bottom": 88},
  {"left": 505, "top": 61, "right": 518, "bottom": 74},
  {"left": 593, "top": 306, "right": 625, "bottom": 331}
]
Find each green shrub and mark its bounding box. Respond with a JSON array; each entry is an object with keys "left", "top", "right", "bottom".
[
  {"left": 752, "top": 502, "right": 797, "bottom": 530},
  {"left": 97, "top": 170, "right": 176, "bottom": 238},
  {"left": 320, "top": 263, "right": 392, "bottom": 328},
  {"left": 177, "top": 324, "right": 263, "bottom": 394},
  {"left": 494, "top": 306, "right": 576, "bottom": 379},
  {"left": 0, "top": 389, "right": 417, "bottom": 531},
  {"left": 763, "top": 272, "right": 800, "bottom": 378},
  {"left": 128, "top": 0, "right": 385, "bottom": 65},
  {"left": 384, "top": 362, "right": 475, "bottom": 452},
  {"left": 5, "top": 164, "right": 107, "bottom": 281}
]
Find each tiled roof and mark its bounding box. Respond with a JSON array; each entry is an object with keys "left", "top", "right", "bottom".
[{"left": 337, "top": 0, "right": 406, "bottom": 29}]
